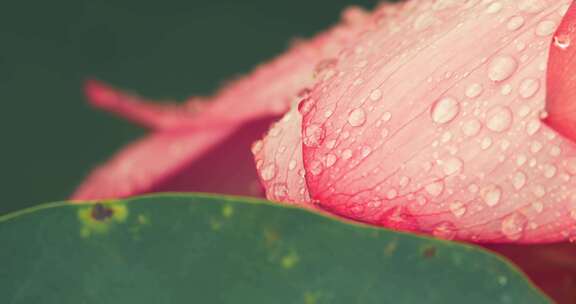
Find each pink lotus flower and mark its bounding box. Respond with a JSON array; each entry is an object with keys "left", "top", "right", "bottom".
[{"left": 74, "top": 1, "right": 576, "bottom": 302}]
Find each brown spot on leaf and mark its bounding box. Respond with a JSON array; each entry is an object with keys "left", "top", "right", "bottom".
[
  {"left": 422, "top": 246, "right": 437, "bottom": 259},
  {"left": 91, "top": 203, "right": 114, "bottom": 221}
]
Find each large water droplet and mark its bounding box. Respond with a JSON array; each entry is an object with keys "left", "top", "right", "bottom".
[
  {"left": 506, "top": 16, "right": 525, "bottom": 31},
  {"left": 325, "top": 154, "right": 338, "bottom": 167},
  {"left": 535, "top": 20, "right": 556, "bottom": 37},
  {"left": 501, "top": 213, "right": 527, "bottom": 241},
  {"left": 512, "top": 171, "right": 527, "bottom": 190},
  {"left": 485, "top": 2, "right": 503, "bottom": 14},
  {"left": 442, "top": 157, "right": 463, "bottom": 175},
  {"left": 486, "top": 106, "right": 513, "bottom": 132},
  {"left": 488, "top": 56, "right": 518, "bottom": 82},
  {"left": 425, "top": 181, "right": 444, "bottom": 197},
  {"left": 450, "top": 201, "right": 467, "bottom": 218},
  {"left": 431, "top": 97, "right": 460, "bottom": 124},
  {"left": 303, "top": 124, "right": 326, "bottom": 147},
  {"left": 462, "top": 119, "right": 482, "bottom": 137},
  {"left": 370, "top": 89, "right": 382, "bottom": 101},
  {"left": 554, "top": 34, "right": 571, "bottom": 50},
  {"left": 519, "top": 78, "right": 540, "bottom": 99},
  {"left": 348, "top": 108, "right": 367, "bottom": 127},
  {"left": 518, "top": 0, "right": 546, "bottom": 13},
  {"left": 481, "top": 185, "right": 502, "bottom": 206},
  {"left": 261, "top": 164, "right": 277, "bottom": 181},
  {"left": 309, "top": 160, "right": 324, "bottom": 176},
  {"left": 543, "top": 164, "right": 557, "bottom": 179}
]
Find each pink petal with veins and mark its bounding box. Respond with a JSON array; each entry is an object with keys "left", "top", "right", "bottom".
[{"left": 296, "top": 0, "right": 576, "bottom": 243}]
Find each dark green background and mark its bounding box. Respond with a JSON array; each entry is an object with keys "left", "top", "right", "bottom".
[{"left": 0, "top": 0, "right": 378, "bottom": 214}]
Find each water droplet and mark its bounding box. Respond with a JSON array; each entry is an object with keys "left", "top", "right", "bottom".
[
  {"left": 554, "top": 34, "right": 571, "bottom": 50},
  {"left": 532, "top": 201, "right": 544, "bottom": 213},
  {"left": 512, "top": 171, "right": 527, "bottom": 190},
  {"left": 382, "top": 111, "right": 392, "bottom": 122},
  {"left": 465, "top": 83, "right": 483, "bottom": 98},
  {"left": 516, "top": 154, "right": 528, "bottom": 166},
  {"left": 309, "top": 160, "right": 324, "bottom": 176},
  {"left": 543, "top": 164, "right": 557, "bottom": 178},
  {"left": 507, "top": 16, "right": 525, "bottom": 31},
  {"left": 481, "top": 137, "right": 493, "bottom": 150},
  {"left": 342, "top": 149, "right": 353, "bottom": 160},
  {"left": 530, "top": 141, "right": 543, "bottom": 153},
  {"left": 450, "top": 201, "right": 467, "bottom": 218},
  {"left": 386, "top": 189, "right": 398, "bottom": 199},
  {"left": 442, "top": 157, "right": 463, "bottom": 175},
  {"left": 272, "top": 183, "right": 288, "bottom": 199},
  {"left": 370, "top": 89, "right": 382, "bottom": 101},
  {"left": 399, "top": 176, "right": 410, "bottom": 188},
  {"left": 251, "top": 140, "right": 263, "bottom": 155},
  {"left": 348, "top": 108, "right": 367, "bottom": 127},
  {"left": 565, "top": 158, "right": 576, "bottom": 175},
  {"left": 432, "top": 222, "right": 457, "bottom": 240},
  {"left": 501, "top": 84, "right": 513, "bottom": 96},
  {"left": 303, "top": 124, "right": 325, "bottom": 147},
  {"left": 413, "top": 11, "right": 436, "bottom": 30},
  {"left": 533, "top": 185, "right": 546, "bottom": 198},
  {"left": 288, "top": 159, "right": 297, "bottom": 170},
  {"left": 325, "top": 154, "right": 337, "bottom": 167},
  {"left": 261, "top": 164, "right": 277, "bottom": 181},
  {"left": 425, "top": 181, "right": 444, "bottom": 197},
  {"left": 535, "top": 20, "right": 556, "bottom": 37},
  {"left": 485, "top": 2, "right": 503, "bottom": 14},
  {"left": 462, "top": 119, "right": 482, "bottom": 137},
  {"left": 361, "top": 146, "right": 372, "bottom": 157},
  {"left": 481, "top": 185, "right": 502, "bottom": 206},
  {"left": 431, "top": 97, "right": 460, "bottom": 124},
  {"left": 518, "top": 0, "right": 546, "bottom": 13},
  {"left": 501, "top": 213, "right": 527, "bottom": 241},
  {"left": 486, "top": 106, "right": 513, "bottom": 132},
  {"left": 298, "top": 97, "right": 315, "bottom": 115},
  {"left": 525, "top": 119, "right": 541, "bottom": 136},
  {"left": 488, "top": 56, "right": 518, "bottom": 82}
]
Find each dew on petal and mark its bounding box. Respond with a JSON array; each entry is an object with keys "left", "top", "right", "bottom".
[
  {"left": 450, "top": 201, "right": 467, "bottom": 218},
  {"left": 431, "top": 97, "right": 459, "bottom": 124},
  {"left": 442, "top": 157, "right": 463, "bottom": 175},
  {"left": 461, "top": 119, "right": 482, "bottom": 137},
  {"left": 303, "top": 124, "right": 326, "bottom": 147},
  {"left": 325, "top": 154, "right": 338, "bottom": 167},
  {"left": 481, "top": 185, "right": 502, "bottom": 207},
  {"left": 506, "top": 16, "right": 525, "bottom": 31},
  {"left": 535, "top": 20, "right": 556, "bottom": 37},
  {"left": 261, "top": 163, "right": 277, "bottom": 181},
  {"left": 465, "top": 83, "right": 483, "bottom": 98},
  {"left": 501, "top": 213, "right": 527, "bottom": 241},
  {"left": 512, "top": 171, "right": 527, "bottom": 190},
  {"left": 554, "top": 34, "right": 571, "bottom": 50},
  {"left": 425, "top": 181, "right": 444, "bottom": 197},
  {"left": 370, "top": 89, "right": 383, "bottom": 101},
  {"left": 486, "top": 106, "right": 513, "bottom": 132},
  {"left": 518, "top": 78, "right": 540, "bottom": 99},
  {"left": 488, "top": 55, "right": 518, "bottom": 82},
  {"left": 348, "top": 108, "right": 367, "bottom": 127},
  {"left": 525, "top": 119, "right": 541, "bottom": 136}
]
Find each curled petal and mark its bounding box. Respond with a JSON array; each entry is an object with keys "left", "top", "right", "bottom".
[
  {"left": 73, "top": 118, "right": 274, "bottom": 200},
  {"left": 253, "top": 103, "right": 313, "bottom": 207}
]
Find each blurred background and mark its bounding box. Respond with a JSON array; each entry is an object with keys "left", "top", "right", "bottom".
[{"left": 0, "top": 0, "right": 379, "bottom": 214}]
